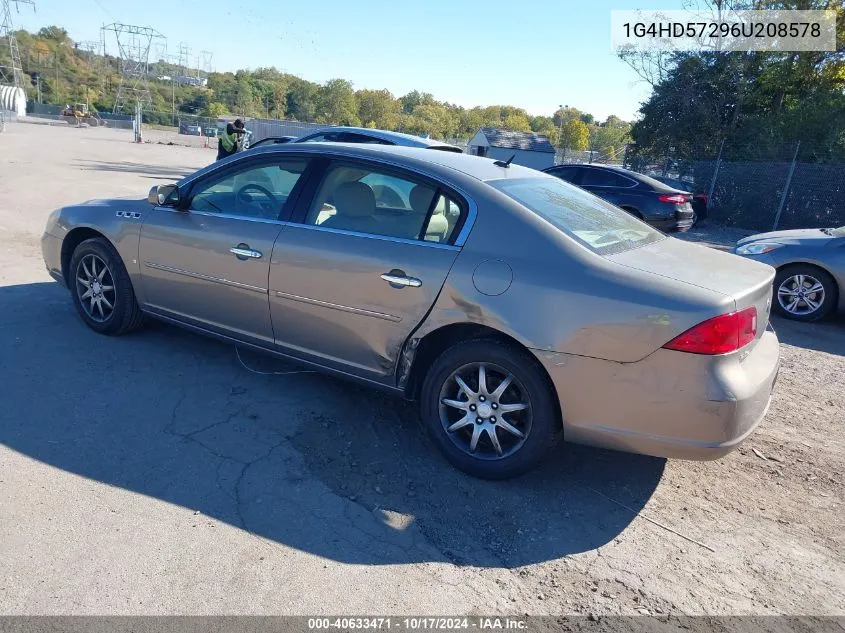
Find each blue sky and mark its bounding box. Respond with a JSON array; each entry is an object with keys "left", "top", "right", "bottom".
[{"left": 14, "top": 0, "right": 683, "bottom": 121}]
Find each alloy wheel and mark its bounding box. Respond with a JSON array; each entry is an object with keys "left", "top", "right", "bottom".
[
  {"left": 75, "top": 254, "right": 116, "bottom": 323},
  {"left": 777, "top": 273, "right": 825, "bottom": 316},
  {"left": 438, "top": 362, "right": 532, "bottom": 461}
]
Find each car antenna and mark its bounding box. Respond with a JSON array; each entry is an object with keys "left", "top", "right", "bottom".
[{"left": 493, "top": 154, "right": 516, "bottom": 168}]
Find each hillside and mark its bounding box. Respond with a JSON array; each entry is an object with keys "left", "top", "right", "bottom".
[{"left": 4, "top": 25, "right": 631, "bottom": 150}]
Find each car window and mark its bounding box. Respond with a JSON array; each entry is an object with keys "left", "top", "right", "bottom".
[
  {"left": 300, "top": 132, "right": 341, "bottom": 143},
  {"left": 189, "top": 159, "right": 308, "bottom": 221},
  {"left": 581, "top": 169, "right": 635, "bottom": 188},
  {"left": 304, "top": 164, "right": 461, "bottom": 243},
  {"left": 547, "top": 166, "right": 580, "bottom": 183},
  {"left": 488, "top": 177, "right": 664, "bottom": 256},
  {"left": 340, "top": 132, "right": 392, "bottom": 145}
]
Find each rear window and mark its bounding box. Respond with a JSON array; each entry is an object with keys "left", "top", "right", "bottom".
[{"left": 488, "top": 177, "right": 665, "bottom": 256}]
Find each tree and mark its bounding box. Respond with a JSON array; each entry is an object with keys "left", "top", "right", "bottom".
[
  {"left": 316, "top": 79, "right": 359, "bottom": 125},
  {"left": 235, "top": 79, "right": 255, "bottom": 116},
  {"left": 206, "top": 102, "right": 229, "bottom": 117},
  {"left": 356, "top": 88, "right": 401, "bottom": 129},
  {"left": 286, "top": 79, "right": 317, "bottom": 121},
  {"left": 590, "top": 117, "right": 632, "bottom": 155},
  {"left": 38, "top": 27, "right": 70, "bottom": 43},
  {"left": 503, "top": 112, "right": 531, "bottom": 132},
  {"left": 404, "top": 103, "right": 456, "bottom": 138},
  {"left": 559, "top": 119, "right": 590, "bottom": 151},
  {"left": 399, "top": 90, "right": 434, "bottom": 114}
]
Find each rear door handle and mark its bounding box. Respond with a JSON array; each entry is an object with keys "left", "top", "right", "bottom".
[
  {"left": 380, "top": 272, "right": 422, "bottom": 288},
  {"left": 230, "top": 245, "right": 263, "bottom": 260}
]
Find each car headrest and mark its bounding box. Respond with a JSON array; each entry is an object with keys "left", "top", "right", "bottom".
[
  {"left": 409, "top": 184, "right": 437, "bottom": 215},
  {"left": 333, "top": 181, "right": 376, "bottom": 218}
]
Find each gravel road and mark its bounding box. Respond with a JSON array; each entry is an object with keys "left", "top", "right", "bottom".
[{"left": 0, "top": 122, "right": 842, "bottom": 618}]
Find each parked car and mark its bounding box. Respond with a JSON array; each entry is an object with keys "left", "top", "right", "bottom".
[
  {"left": 41, "top": 144, "right": 779, "bottom": 479},
  {"left": 543, "top": 164, "right": 696, "bottom": 232},
  {"left": 652, "top": 175, "right": 709, "bottom": 223},
  {"left": 735, "top": 226, "right": 845, "bottom": 321},
  {"left": 295, "top": 126, "right": 464, "bottom": 153}
]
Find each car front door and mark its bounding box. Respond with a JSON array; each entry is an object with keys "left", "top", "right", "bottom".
[
  {"left": 138, "top": 156, "right": 310, "bottom": 345},
  {"left": 268, "top": 159, "right": 467, "bottom": 378}
]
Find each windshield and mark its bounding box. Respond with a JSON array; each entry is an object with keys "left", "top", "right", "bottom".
[{"left": 489, "top": 177, "right": 665, "bottom": 256}]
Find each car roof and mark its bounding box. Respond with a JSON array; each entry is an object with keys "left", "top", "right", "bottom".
[
  {"left": 548, "top": 163, "right": 686, "bottom": 191},
  {"left": 186, "top": 142, "right": 549, "bottom": 187},
  {"left": 298, "top": 126, "right": 461, "bottom": 151}
]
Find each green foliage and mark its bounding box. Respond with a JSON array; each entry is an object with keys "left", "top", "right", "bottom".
[
  {"left": 625, "top": 0, "right": 845, "bottom": 163},
  {"left": 560, "top": 119, "right": 590, "bottom": 151},
  {"left": 12, "top": 25, "right": 632, "bottom": 143}
]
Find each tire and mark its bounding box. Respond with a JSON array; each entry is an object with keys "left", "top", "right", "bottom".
[
  {"left": 773, "top": 264, "right": 838, "bottom": 322},
  {"left": 69, "top": 237, "right": 145, "bottom": 335},
  {"left": 420, "top": 339, "right": 561, "bottom": 479}
]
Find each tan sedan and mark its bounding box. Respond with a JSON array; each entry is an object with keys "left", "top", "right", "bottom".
[{"left": 41, "top": 144, "right": 780, "bottom": 478}]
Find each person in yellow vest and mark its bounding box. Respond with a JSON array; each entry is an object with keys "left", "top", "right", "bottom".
[{"left": 216, "top": 118, "right": 246, "bottom": 161}]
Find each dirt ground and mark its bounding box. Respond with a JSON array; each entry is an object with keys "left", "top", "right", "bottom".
[{"left": 0, "top": 122, "right": 842, "bottom": 618}]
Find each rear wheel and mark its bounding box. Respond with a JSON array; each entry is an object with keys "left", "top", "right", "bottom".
[
  {"left": 420, "top": 339, "right": 560, "bottom": 479},
  {"left": 773, "top": 264, "right": 838, "bottom": 322},
  {"left": 69, "top": 237, "right": 145, "bottom": 335}
]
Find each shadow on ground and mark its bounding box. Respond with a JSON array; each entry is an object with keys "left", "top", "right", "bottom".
[
  {"left": 771, "top": 315, "right": 845, "bottom": 356},
  {"left": 74, "top": 160, "right": 195, "bottom": 179},
  {"left": 0, "top": 281, "right": 667, "bottom": 568}
]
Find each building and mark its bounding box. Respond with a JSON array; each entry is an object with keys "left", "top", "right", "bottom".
[
  {"left": 466, "top": 127, "right": 556, "bottom": 170},
  {"left": 0, "top": 85, "right": 27, "bottom": 118}
]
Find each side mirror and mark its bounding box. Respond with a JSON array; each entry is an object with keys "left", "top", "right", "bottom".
[{"left": 148, "top": 184, "right": 179, "bottom": 207}]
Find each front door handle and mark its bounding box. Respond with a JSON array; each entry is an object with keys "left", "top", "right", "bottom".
[
  {"left": 380, "top": 272, "right": 422, "bottom": 288},
  {"left": 230, "top": 244, "right": 263, "bottom": 260}
]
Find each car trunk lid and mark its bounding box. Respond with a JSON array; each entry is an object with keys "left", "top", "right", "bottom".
[{"left": 606, "top": 236, "right": 775, "bottom": 338}]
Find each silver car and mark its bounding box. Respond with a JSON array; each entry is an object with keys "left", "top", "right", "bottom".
[
  {"left": 735, "top": 226, "right": 845, "bottom": 321},
  {"left": 41, "top": 144, "right": 780, "bottom": 479}
]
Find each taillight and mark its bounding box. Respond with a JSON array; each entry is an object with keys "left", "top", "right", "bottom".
[
  {"left": 663, "top": 306, "right": 757, "bottom": 355},
  {"left": 658, "top": 194, "right": 689, "bottom": 204}
]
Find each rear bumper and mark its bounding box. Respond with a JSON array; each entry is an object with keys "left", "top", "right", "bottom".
[
  {"left": 41, "top": 232, "right": 65, "bottom": 287},
  {"left": 534, "top": 329, "right": 780, "bottom": 460},
  {"left": 648, "top": 216, "right": 693, "bottom": 233}
]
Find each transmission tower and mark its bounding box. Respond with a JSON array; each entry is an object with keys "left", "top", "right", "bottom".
[
  {"left": 0, "top": 0, "right": 35, "bottom": 90},
  {"left": 197, "top": 50, "right": 212, "bottom": 80},
  {"left": 102, "top": 22, "right": 164, "bottom": 113}
]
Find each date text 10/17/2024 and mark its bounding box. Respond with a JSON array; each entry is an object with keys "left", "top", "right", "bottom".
[{"left": 308, "top": 617, "right": 528, "bottom": 630}]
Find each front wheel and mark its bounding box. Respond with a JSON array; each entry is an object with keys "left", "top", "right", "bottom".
[
  {"left": 773, "top": 265, "right": 838, "bottom": 322},
  {"left": 420, "top": 339, "right": 561, "bottom": 479},
  {"left": 69, "top": 237, "right": 145, "bottom": 335}
]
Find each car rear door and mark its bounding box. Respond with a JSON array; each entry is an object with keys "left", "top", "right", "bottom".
[
  {"left": 578, "top": 167, "right": 634, "bottom": 205},
  {"left": 138, "top": 155, "right": 311, "bottom": 345},
  {"left": 268, "top": 158, "right": 467, "bottom": 378}
]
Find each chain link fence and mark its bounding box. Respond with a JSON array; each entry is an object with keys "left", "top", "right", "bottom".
[{"left": 626, "top": 141, "right": 845, "bottom": 230}]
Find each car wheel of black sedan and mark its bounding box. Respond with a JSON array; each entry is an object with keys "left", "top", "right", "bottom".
[
  {"left": 420, "top": 339, "right": 561, "bottom": 479},
  {"left": 70, "top": 237, "right": 145, "bottom": 335},
  {"left": 773, "top": 264, "right": 838, "bottom": 322}
]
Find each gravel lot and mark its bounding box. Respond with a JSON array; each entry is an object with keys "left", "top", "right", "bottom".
[{"left": 0, "top": 122, "right": 842, "bottom": 617}]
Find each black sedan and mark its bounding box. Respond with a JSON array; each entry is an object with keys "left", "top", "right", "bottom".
[{"left": 543, "top": 164, "right": 695, "bottom": 232}]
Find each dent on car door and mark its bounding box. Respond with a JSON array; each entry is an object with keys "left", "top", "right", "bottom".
[
  {"left": 138, "top": 157, "right": 310, "bottom": 344},
  {"left": 268, "top": 161, "right": 465, "bottom": 378}
]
